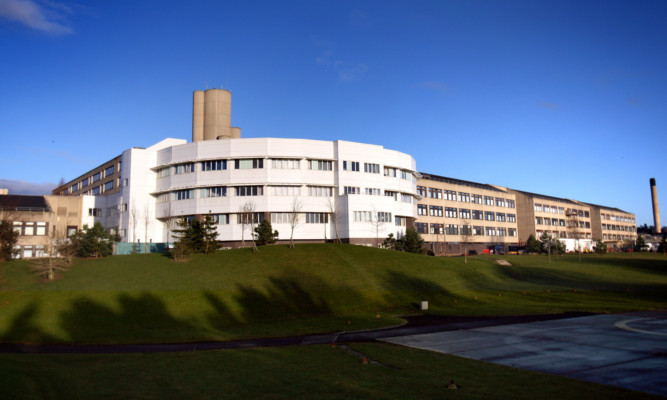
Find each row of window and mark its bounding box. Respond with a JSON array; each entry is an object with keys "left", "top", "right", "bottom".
[
  {"left": 159, "top": 185, "right": 339, "bottom": 202},
  {"left": 603, "top": 234, "right": 635, "bottom": 241},
  {"left": 536, "top": 230, "right": 593, "bottom": 239},
  {"left": 601, "top": 214, "right": 635, "bottom": 223},
  {"left": 415, "top": 223, "right": 518, "bottom": 237},
  {"left": 67, "top": 163, "right": 120, "bottom": 194},
  {"left": 12, "top": 221, "right": 48, "bottom": 236},
  {"left": 418, "top": 187, "right": 516, "bottom": 208},
  {"left": 418, "top": 205, "right": 516, "bottom": 222},
  {"left": 602, "top": 224, "right": 635, "bottom": 232}
]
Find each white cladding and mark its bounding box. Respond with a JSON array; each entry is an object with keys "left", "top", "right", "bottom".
[{"left": 93, "top": 137, "right": 417, "bottom": 244}]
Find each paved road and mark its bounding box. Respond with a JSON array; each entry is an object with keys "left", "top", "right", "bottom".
[{"left": 382, "top": 311, "right": 667, "bottom": 397}]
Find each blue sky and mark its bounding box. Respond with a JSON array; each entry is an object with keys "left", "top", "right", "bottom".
[{"left": 1, "top": 0, "right": 665, "bottom": 227}]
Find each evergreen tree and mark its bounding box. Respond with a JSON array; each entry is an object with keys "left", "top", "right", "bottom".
[
  {"left": 526, "top": 234, "right": 541, "bottom": 254},
  {"left": 635, "top": 235, "right": 648, "bottom": 252},
  {"left": 593, "top": 239, "right": 607, "bottom": 254},
  {"left": 72, "top": 222, "right": 120, "bottom": 257},
  {"left": 254, "top": 220, "right": 279, "bottom": 246},
  {"left": 0, "top": 220, "right": 19, "bottom": 261},
  {"left": 201, "top": 214, "right": 220, "bottom": 254},
  {"left": 401, "top": 227, "right": 424, "bottom": 254}
]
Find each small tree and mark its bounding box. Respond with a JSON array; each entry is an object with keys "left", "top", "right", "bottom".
[
  {"left": 288, "top": 197, "right": 303, "bottom": 248},
  {"left": 593, "top": 239, "right": 607, "bottom": 254},
  {"left": 239, "top": 201, "right": 258, "bottom": 251},
  {"left": 526, "top": 234, "right": 541, "bottom": 254},
  {"left": 72, "top": 222, "right": 120, "bottom": 258},
  {"left": 401, "top": 227, "right": 425, "bottom": 254},
  {"left": 460, "top": 221, "right": 472, "bottom": 263},
  {"left": 369, "top": 209, "right": 387, "bottom": 247},
  {"left": 142, "top": 202, "right": 153, "bottom": 253},
  {"left": 171, "top": 217, "right": 195, "bottom": 262},
  {"left": 201, "top": 214, "right": 220, "bottom": 254},
  {"left": 254, "top": 220, "right": 279, "bottom": 246},
  {"left": 327, "top": 197, "right": 342, "bottom": 244},
  {"left": 0, "top": 220, "right": 19, "bottom": 261},
  {"left": 383, "top": 233, "right": 401, "bottom": 250},
  {"left": 635, "top": 235, "right": 648, "bottom": 252}
]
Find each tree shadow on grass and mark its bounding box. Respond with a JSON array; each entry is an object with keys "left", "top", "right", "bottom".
[
  {"left": 0, "top": 301, "right": 58, "bottom": 344},
  {"left": 381, "top": 271, "right": 453, "bottom": 311}
]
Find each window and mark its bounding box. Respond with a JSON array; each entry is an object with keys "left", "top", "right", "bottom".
[
  {"left": 544, "top": 217, "right": 551, "bottom": 225},
  {"left": 383, "top": 167, "right": 396, "bottom": 177},
  {"left": 272, "top": 159, "right": 300, "bottom": 169},
  {"left": 458, "top": 192, "right": 470, "bottom": 202},
  {"left": 485, "top": 227, "right": 496, "bottom": 236},
  {"left": 395, "top": 216, "right": 406, "bottom": 226},
  {"left": 401, "top": 194, "right": 412, "bottom": 203},
  {"left": 428, "top": 188, "right": 442, "bottom": 199},
  {"left": 272, "top": 186, "right": 300, "bottom": 196},
  {"left": 271, "top": 213, "right": 294, "bottom": 224},
  {"left": 92, "top": 186, "right": 100, "bottom": 195},
  {"left": 201, "top": 187, "right": 227, "bottom": 198},
  {"left": 354, "top": 211, "right": 372, "bottom": 222},
  {"left": 552, "top": 218, "right": 558, "bottom": 226},
  {"left": 81, "top": 179, "right": 89, "bottom": 188},
  {"left": 484, "top": 211, "right": 495, "bottom": 221},
  {"left": 377, "top": 212, "right": 392, "bottom": 222},
  {"left": 496, "top": 213, "right": 506, "bottom": 222},
  {"left": 536, "top": 217, "right": 543, "bottom": 225},
  {"left": 104, "top": 181, "right": 114, "bottom": 191},
  {"left": 472, "top": 210, "right": 483, "bottom": 220},
  {"left": 384, "top": 190, "right": 398, "bottom": 200},
  {"left": 417, "top": 186, "right": 427, "bottom": 197},
  {"left": 445, "top": 207, "right": 457, "bottom": 218},
  {"left": 202, "top": 160, "right": 227, "bottom": 171},
  {"left": 445, "top": 190, "right": 457, "bottom": 201},
  {"left": 22, "top": 222, "right": 34, "bottom": 235},
  {"left": 473, "top": 226, "right": 484, "bottom": 236},
  {"left": 535, "top": 203, "right": 543, "bottom": 212},
  {"left": 235, "top": 159, "right": 264, "bottom": 169},
  {"left": 343, "top": 161, "right": 360, "bottom": 171},
  {"left": 174, "top": 189, "right": 194, "bottom": 200},
  {"left": 93, "top": 172, "right": 101, "bottom": 182},
  {"left": 364, "top": 163, "right": 380, "bottom": 174},
  {"left": 471, "top": 194, "right": 483, "bottom": 204},
  {"left": 415, "top": 223, "right": 428, "bottom": 234},
  {"left": 175, "top": 163, "right": 195, "bottom": 174},
  {"left": 308, "top": 186, "right": 333, "bottom": 197},
  {"left": 507, "top": 199, "right": 515, "bottom": 208},
  {"left": 70, "top": 183, "right": 78, "bottom": 193},
  {"left": 551, "top": 206, "right": 558, "bottom": 214},
  {"left": 235, "top": 186, "right": 263, "bottom": 196},
  {"left": 446, "top": 224, "right": 458, "bottom": 235},
  {"left": 430, "top": 223, "right": 444, "bottom": 234},
  {"left": 237, "top": 213, "right": 264, "bottom": 224},
  {"left": 158, "top": 167, "right": 170, "bottom": 178},
  {"left": 400, "top": 170, "right": 411, "bottom": 180},
  {"left": 584, "top": 211, "right": 590, "bottom": 218},
  {"left": 211, "top": 214, "right": 230, "bottom": 225},
  {"left": 157, "top": 193, "right": 170, "bottom": 203},
  {"left": 417, "top": 204, "right": 428, "bottom": 216},
  {"left": 459, "top": 209, "right": 471, "bottom": 219},
  {"left": 484, "top": 196, "right": 494, "bottom": 206},
  {"left": 460, "top": 225, "right": 472, "bottom": 236},
  {"left": 429, "top": 206, "right": 443, "bottom": 217},
  {"left": 306, "top": 213, "right": 329, "bottom": 223},
  {"left": 543, "top": 205, "right": 551, "bottom": 213},
  {"left": 309, "top": 160, "right": 332, "bottom": 171},
  {"left": 508, "top": 228, "right": 517, "bottom": 237},
  {"left": 67, "top": 226, "right": 77, "bottom": 237},
  {"left": 105, "top": 165, "right": 115, "bottom": 177},
  {"left": 585, "top": 222, "right": 591, "bottom": 228},
  {"left": 507, "top": 214, "right": 516, "bottom": 223},
  {"left": 344, "top": 186, "right": 360, "bottom": 195},
  {"left": 497, "top": 227, "right": 507, "bottom": 236},
  {"left": 89, "top": 208, "right": 102, "bottom": 217},
  {"left": 558, "top": 207, "right": 565, "bottom": 215},
  {"left": 365, "top": 188, "right": 381, "bottom": 196},
  {"left": 495, "top": 198, "right": 506, "bottom": 207}
]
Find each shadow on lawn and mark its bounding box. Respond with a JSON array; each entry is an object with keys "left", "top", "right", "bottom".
[{"left": 381, "top": 271, "right": 453, "bottom": 309}]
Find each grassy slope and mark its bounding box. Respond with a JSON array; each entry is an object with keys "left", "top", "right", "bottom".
[{"left": 1, "top": 244, "right": 666, "bottom": 344}]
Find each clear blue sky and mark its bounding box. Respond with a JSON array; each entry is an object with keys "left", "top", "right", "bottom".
[{"left": 1, "top": 0, "right": 665, "bottom": 227}]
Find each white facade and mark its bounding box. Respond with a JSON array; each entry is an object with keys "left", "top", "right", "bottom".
[{"left": 88, "top": 137, "right": 418, "bottom": 246}]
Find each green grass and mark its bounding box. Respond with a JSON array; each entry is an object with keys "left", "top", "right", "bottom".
[
  {"left": 1, "top": 244, "right": 666, "bottom": 345},
  {"left": 0, "top": 344, "right": 661, "bottom": 400}
]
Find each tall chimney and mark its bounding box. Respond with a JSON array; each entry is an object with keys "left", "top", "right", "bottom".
[
  {"left": 192, "top": 89, "right": 241, "bottom": 142},
  {"left": 650, "top": 178, "right": 662, "bottom": 234}
]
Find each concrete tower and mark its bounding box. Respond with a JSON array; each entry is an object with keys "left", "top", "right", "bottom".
[
  {"left": 650, "top": 178, "right": 662, "bottom": 234},
  {"left": 192, "top": 89, "right": 241, "bottom": 142}
]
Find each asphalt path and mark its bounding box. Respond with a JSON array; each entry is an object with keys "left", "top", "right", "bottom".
[
  {"left": 382, "top": 311, "right": 667, "bottom": 397},
  {"left": 0, "top": 312, "right": 589, "bottom": 354}
]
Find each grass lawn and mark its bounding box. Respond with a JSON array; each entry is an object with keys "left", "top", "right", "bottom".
[
  {"left": 1, "top": 244, "right": 665, "bottom": 344},
  {"left": 0, "top": 343, "right": 661, "bottom": 400}
]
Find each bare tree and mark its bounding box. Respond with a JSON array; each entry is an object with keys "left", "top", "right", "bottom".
[
  {"left": 142, "top": 202, "right": 152, "bottom": 253},
  {"left": 288, "top": 196, "right": 303, "bottom": 248},
  {"left": 31, "top": 224, "right": 68, "bottom": 281},
  {"left": 239, "top": 201, "right": 258, "bottom": 252},
  {"left": 326, "top": 196, "right": 341, "bottom": 243},
  {"left": 369, "top": 208, "right": 387, "bottom": 247},
  {"left": 129, "top": 204, "right": 139, "bottom": 253},
  {"left": 566, "top": 209, "right": 581, "bottom": 262},
  {"left": 460, "top": 220, "right": 472, "bottom": 263}
]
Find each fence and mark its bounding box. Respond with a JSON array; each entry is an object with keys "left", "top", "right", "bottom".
[{"left": 115, "top": 242, "right": 171, "bottom": 255}]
